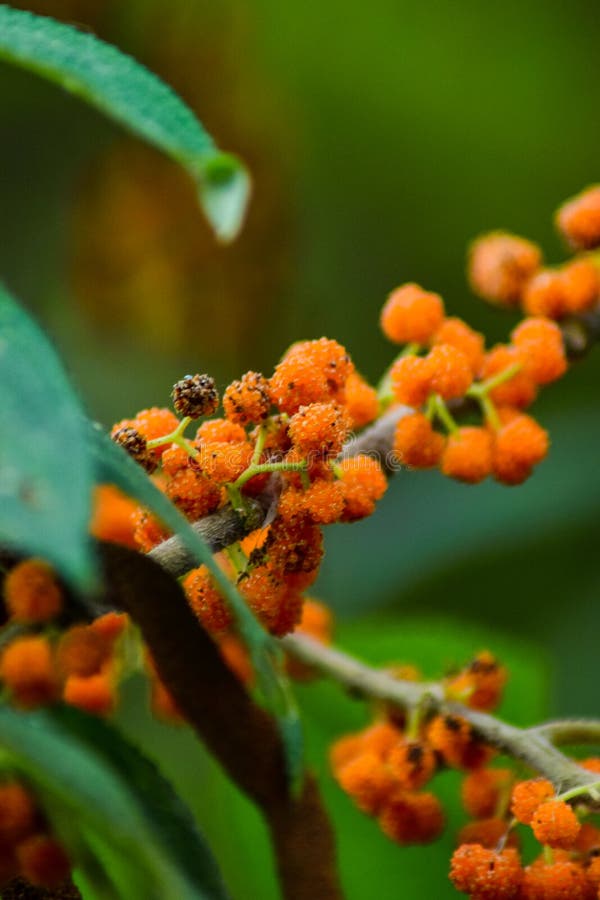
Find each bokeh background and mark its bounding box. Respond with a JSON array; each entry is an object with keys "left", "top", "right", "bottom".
[{"left": 1, "top": 1, "right": 600, "bottom": 896}]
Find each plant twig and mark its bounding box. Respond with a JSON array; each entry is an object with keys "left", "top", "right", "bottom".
[{"left": 281, "top": 633, "right": 600, "bottom": 798}]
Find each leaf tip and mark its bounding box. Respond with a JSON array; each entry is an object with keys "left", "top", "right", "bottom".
[{"left": 198, "top": 152, "right": 251, "bottom": 243}]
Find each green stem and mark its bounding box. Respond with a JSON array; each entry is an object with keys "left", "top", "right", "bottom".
[
  {"left": 147, "top": 416, "right": 198, "bottom": 458},
  {"left": 233, "top": 460, "right": 307, "bottom": 491},
  {"left": 430, "top": 395, "right": 458, "bottom": 435},
  {"left": 251, "top": 423, "right": 268, "bottom": 465},
  {"left": 479, "top": 394, "right": 501, "bottom": 431},
  {"left": 468, "top": 363, "right": 522, "bottom": 399},
  {"left": 543, "top": 845, "right": 554, "bottom": 865},
  {"left": 225, "top": 542, "right": 248, "bottom": 577},
  {"left": 559, "top": 778, "right": 600, "bottom": 804}
]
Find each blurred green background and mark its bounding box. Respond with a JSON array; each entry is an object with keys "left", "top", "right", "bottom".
[{"left": 1, "top": 0, "right": 599, "bottom": 896}]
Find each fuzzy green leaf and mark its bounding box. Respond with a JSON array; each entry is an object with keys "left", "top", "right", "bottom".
[
  {"left": 0, "top": 705, "right": 229, "bottom": 900},
  {"left": 0, "top": 283, "right": 94, "bottom": 588},
  {"left": 0, "top": 5, "right": 250, "bottom": 241}
]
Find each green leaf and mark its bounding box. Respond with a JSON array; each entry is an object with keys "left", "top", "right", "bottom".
[
  {"left": 0, "top": 705, "right": 229, "bottom": 900},
  {"left": 89, "top": 426, "right": 303, "bottom": 787},
  {"left": 0, "top": 282, "right": 94, "bottom": 588},
  {"left": 0, "top": 4, "right": 250, "bottom": 241}
]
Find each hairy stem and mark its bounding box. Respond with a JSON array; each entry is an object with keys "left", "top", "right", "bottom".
[{"left": 281, "top": 633, "right": 600, "bottom": 798}]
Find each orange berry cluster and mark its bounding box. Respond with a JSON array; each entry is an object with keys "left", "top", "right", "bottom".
[
  {"left": 451, "top": 768, "right": 600, "bottom": 899},
  {"left": 329, "top": 651, "right": 505, "bottom": 846},
  {"left": 0, "top": 559, "right": 128, "bottom": 716},
  {"left": 0, "top": 779, "right": 71, "bottom": 890},
  {"left": 470, "top": 185, "right": 600, "bottom": 318},
  {"left": 108, "top": 338, "right": 387, "bottom": 641},
  {"left": 383, "top": 285, "right": 565, "bottom": 485}
]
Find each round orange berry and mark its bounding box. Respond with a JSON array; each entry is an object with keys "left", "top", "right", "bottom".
[
  {"left": 492, "top": 414, "right": 549, "bottom": 485},
  {"left": 462, "top": 768, "right": 513, "bottom": 820},
  {"left": 3, "top": 559, "right": 62, "bottom": 624},
  {"left": 380, "top": 283, "right": 445, "bottom": 345},
  {"left": 511, "top": 318, "right": 567, "bottom": 386},
  {"left": 531, "top": 799, "right": 581, "bottom": 850},
  {"left": 561, "top": 258, "right": 599, "bottom": 314},
  {"left": 270, "top": 338, "right": 353, "bottom": 414},
  {"left": 56, "top": 625, "right": 111, "bottom": 678},
  {"left": 183, "top": 566, "right": 232, "bottom": 634},
  {"left": 393, "top": 413, "right": 445, "bottom": 469},
  {"left": 344, "top": 371, "right": 379, "bottom": 428},
  {"left": 0, "top": 783, "right": 37, "bottom": 843},
  {"left": 480, "top": 345, "right": 537, "bottom": 409},
  {"left": 0, "top": 637, "right": 57, "bottom": 708},
  {"left": 469, "top": 232, "right": 542, "bottom": 307},
  {"left": 431, "top": 317, "right": 485, "bottom": 374},
  {"left": 223, "top": 371, "right": 271, "bottom": 425},
  {"left": 521, "top": 858, "right": 592, "bottom": 900},
  {"left": 556, "top": 185, "right": 600, "bottom": 250},
  {"left": 387, "top": 740, "right": 437, "bottom": 790},
  {"left": 510, "top": 779, "right": 554, "bottom": 825},
  {"left": 426, "top": 344, "right": 473, "bottom": 400},
  {"left": 390, "top": 354, "right": 432, "bottom": 407},
  {"left": 63, "top": 672, "right": 115, "bottom": 716},
  {"left": 450, "top": 843, "right": 523, "bottom": 898},
  {"left": 338, "top": 455, "right": 388, "bottom": 522},
  {"left": 441, "top": 427, "right": 493, "bottom": 484},
  {"left": 336, "top": 751, "right": 396, "bottom": 815},
  {"left": 379, "top": 791, "right": 444, "bottom": 845}
]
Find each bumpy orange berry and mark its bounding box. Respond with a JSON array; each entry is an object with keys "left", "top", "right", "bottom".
[
  {"left": 330, "top": 733, "right": 365, "bottom": 773},
  {"left": 165, "top": 466, "right": 222, "bottom": 518},
  {"left": 469, "top": 232, "right": 542, "bottom": 307},
  {"left": 390, "top": 355, "right": 430, "bottom": 408},
  {"left": 344, "top": 372, "right": 379, "bottom": 428},
  {"left": 90, "top": 485, "right": 138, "bottom": 548},
  {"left": 561, "top": 258, "right": 599, "bottom": 314},
  {"left": 531, "top": 799, "right": 581, "bottom": 850},
  {"left": 361, "top": 721, "right": 403, "bottom": 759},
  {"left": 447, "top": 651, "right": 507, "bottom": 711},
  {"left": 441, "top": 427, "right": 493, "bottom": 484},
  {"left": 462, "top": 768, "right": 513, "bottom": 819},
  {"left": 427, "top": 715, "right": 492, "bottom": 770},
  {"left": 132, "top": 508, "right": 170, "bottom": 552},
  {"left": 0, "top": 637, "right": 57, "bottom": 708},
  {"left": 183, "top": 566, "right": 232, "bottom": 633},
  {"left": 56, "top": 626, "right": 111, "bottom": 678},
  {"left": 511, "top": 318, "right": 567, "bottom": 385},
  {"left": 480, "top": 345, "right": 537, "bottom": 409},
  {"left": 574, "top": 822, "right": 600, "bottom": 853},
  {"left": 432, "top": 317, "right": 485, "bottom": 374},
  {"left": 379, "top": 791, "right": 445, "bottom": 845},
  {"left": 457, "top": 817, "right": 518, "bottom": 850},
  {"left": 335, "top": 751, "right": 396, "bottom": 814},
  {"left": 427, "top": 343, "right": 473, "bottom": 399},
  {"left": 492, "top": 414, "right": 549, "bottom": 485},
  {"left": 3, "top": 559, "right": 62, "bottom": 624},
  {"left": 288, "top": 402, "right": 351, "bottom": 458},
  {"left": 450, "top": 843, "right": 523, "bottom": 898},
  {"left": 63, "top": 672, "right": 115, "bottom": 716},
  {"left": 338, "top": 455, "right": 388, "bottom": 521},
  {"left": 393, "top": 412, "right": 445, "bottom": 469},
  {"left": 523, "top": 269, "right": 569, "bottom": 319},
  {"left": 223, "top": 371, "right": 271, "bottom": 425},
  {"left": 510, "top": 779, "right": 554, "bottom": 825},
  {"left": 17, "top": 835, "right": 71, "bottom": 888},
  {"left": 380, "top": 283, "right": 445, "bottom": 345},
  {"left": 556, "top": 185, "right": 600, "bottom": 250},
  {"left": 197, "top": 440, "right": 253, "bottom": 484},
  {"left": 115, "top": 407, "right": 178, "bottom": 461},
  {"left": 303, "top": 480, "right": 345, "bottom": 524},
  {"left": 196, "top": 418, "right": 247, "bottom": 443},
  {"left": 0, "top": 783, "right": 36, "bottom": 843},
  {"left": 388, "top": 740, "right": 437, "bottom": 790},
  {"left": 270, "top": 338, "right": 353, "bottom": 414},
  {"left": 521, "top": 858, "right": 592, "bottom": 899}
]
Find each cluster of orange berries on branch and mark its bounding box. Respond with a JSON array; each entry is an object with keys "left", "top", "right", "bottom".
[
  {"left": 0, "top": 558, "right": 132, "bottom": 717},
  {"left": 107, "top": 337, "right": 386, "bottom": 644},
  {"left": 328, "top": 646, "right": 600, "bottom": 898},
  {"left": 0, "top": 778, "right": 71, "bottom": 890},
  {"left": 330, "top": 651, "right": 505, "bottom": 846}
]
